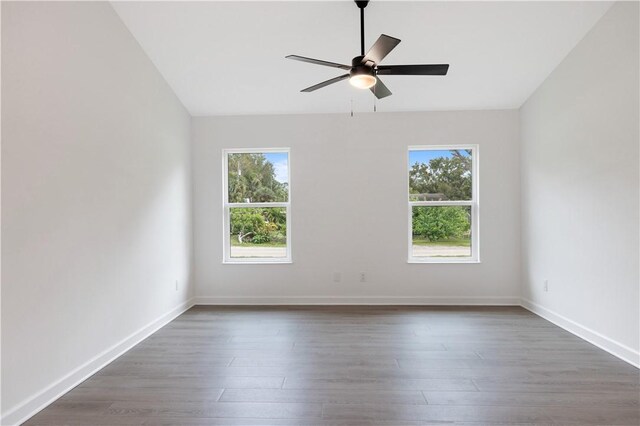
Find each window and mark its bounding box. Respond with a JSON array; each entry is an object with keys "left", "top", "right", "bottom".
[
  {"left": 408, "top": 145, "right": 479, "bottom": 263},
  {"left": 223, "top": 148, "right": 291, "bottom": 263}
]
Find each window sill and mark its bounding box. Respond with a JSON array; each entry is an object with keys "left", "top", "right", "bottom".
[
  {"left": 223, "top": 260, "right": 292, "bottom": 265},
  {"left": 407, "top": 259, "right": 481, "bottom": 264}
]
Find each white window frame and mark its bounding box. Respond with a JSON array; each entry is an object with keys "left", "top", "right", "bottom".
[
  {"left": 222, "top": 147, "right": 292, "bottom": 264},
  {"left": 407, "top": 144, "right": 479, "bottom": 264}
]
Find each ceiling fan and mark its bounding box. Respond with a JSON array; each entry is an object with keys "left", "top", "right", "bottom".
[{"left": 286, "top": 0, "right": 449, "bottom": 99}]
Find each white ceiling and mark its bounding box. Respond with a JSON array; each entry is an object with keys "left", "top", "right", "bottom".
[{"left": 112, "top": 1, "right": 612, "bottom": 116}]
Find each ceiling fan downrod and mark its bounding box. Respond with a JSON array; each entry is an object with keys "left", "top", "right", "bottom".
[{"left": 355, "top": 0, "right": 369, "bottom": 56}]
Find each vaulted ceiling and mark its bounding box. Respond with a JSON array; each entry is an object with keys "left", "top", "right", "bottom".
[{"left": 112, "top": 1, "right": 612, "bottom": 116}]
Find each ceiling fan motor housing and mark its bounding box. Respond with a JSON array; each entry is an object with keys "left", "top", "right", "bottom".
[{"left": 350, "top": 55, "right": 375, "bottom": 79}]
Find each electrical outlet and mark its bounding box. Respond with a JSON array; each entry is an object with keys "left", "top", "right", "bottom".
[
  {"left": 360, "top": 272, "right": 366, "bottom": 282},
  {"left": 333, "top": 272, "right": 341, "bottom": 283},
  {"left": 544, "top": 279, "right": 548, "bottom": 292}
]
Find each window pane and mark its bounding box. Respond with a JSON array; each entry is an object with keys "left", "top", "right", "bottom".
[
  {"left": 409, "top": 149, "right": 472, "bottom": 201},
  {"left": 228, "top": 152, "right": 289, "bottom": 203},
  {"left": 229, "top": 207, "right": 287, "bottom": 258},
  {"left": 412, "top": 206, "right": 471, "bottom": 258}
]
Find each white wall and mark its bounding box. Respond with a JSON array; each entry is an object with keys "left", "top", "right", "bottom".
[
  {"left": 192, "top": 111, "right": 520, "bottom": 304},
  {"left": 520, "top": 1, "right": 639, "bottom": 366},
  {"left": 1, "top": 2, "right": 193, "bottom": 423}
]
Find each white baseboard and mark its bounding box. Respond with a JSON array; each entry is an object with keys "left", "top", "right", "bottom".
[
  {"left": 1, "top": 298, "right": 196, "bottom": 426},
  {"left": 194, "top": 295, "right": 521, "bottom": 305},
  {"left": 521, "top": 298, "right": 639, "bottom": 368}
]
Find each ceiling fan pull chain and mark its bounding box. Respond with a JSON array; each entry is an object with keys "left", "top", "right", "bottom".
[{"left": 350, "top": 99, "right": 354, "bottom": 117}]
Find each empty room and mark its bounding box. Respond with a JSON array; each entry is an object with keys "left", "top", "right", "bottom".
[{"left": 1, "top": 0, "right": 639, "bottom": 424}]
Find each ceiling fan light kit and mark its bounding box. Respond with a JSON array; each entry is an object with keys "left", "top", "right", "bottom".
[
  {"left": 286, "top": 0, "right": 449, "bottom": 99},
  {"left": 349, "top": 56, "right": 377, "bottom": 89},
  {"left": 349, "top": 73, "right": 377, "bottom": 89}
]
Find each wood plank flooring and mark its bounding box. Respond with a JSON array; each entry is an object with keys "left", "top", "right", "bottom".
[{"left": 24, "top": 306, "right": 640, "bottom": 425}]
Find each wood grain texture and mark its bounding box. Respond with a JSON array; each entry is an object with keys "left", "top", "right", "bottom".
[{"left": 24, "top": 306, "right": 640, "bottom": 425}]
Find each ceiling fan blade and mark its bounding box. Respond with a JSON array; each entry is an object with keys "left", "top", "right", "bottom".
[
  {"left": 370, "top": 77, "right": 392, "bottom": 99},
  {"left": 376, "top": 64, "right": 449, "bottom": 75},
  {"left": 301, "top": 74, "right": 350, "bottom": 92},
  {"left": 286, "top": 55, "right": 351, "bottom": 70},
  {"left": 363, "top": 34, "right": 401, "bottom": 64}
]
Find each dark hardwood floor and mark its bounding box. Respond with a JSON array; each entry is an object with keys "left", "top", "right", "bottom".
[{"left": 25, "top": 306, "right": 639, "bottom": 425}]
